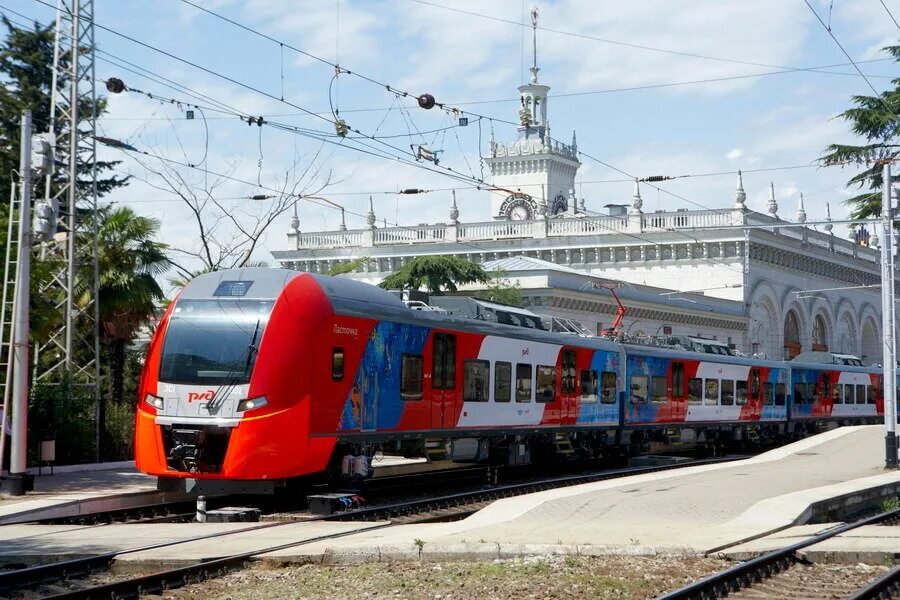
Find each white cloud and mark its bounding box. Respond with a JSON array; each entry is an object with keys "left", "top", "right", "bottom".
[{"left": 726, "top": 148, "right": 744, "bottom": 161}]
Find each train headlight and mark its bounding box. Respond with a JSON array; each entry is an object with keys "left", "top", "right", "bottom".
[
  {"left": 144, "top": 393, "right": 164, "bottom": 410},
  {"left": 237, "top": 396, "right": 268, "bottom": 412}
]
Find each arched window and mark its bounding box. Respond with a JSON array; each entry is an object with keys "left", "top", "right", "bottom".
[
  {"left": 784, "top": 310, "right": 801, "bottom": 359},
  {"left": 812, "top": 314, "right": 828, "bottom": 351}
]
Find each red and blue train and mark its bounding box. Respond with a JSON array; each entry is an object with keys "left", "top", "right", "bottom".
[{"left": 134, "top": 268, "right": 892, "bottom": 492}]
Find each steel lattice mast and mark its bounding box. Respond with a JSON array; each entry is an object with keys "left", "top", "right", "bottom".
[{"left": 34, "top": 0, "right": 101, "bottom": 443}]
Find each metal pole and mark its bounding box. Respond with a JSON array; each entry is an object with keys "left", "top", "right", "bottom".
[
  {"left": 9, "top": 112, "right": 33, "bottom": 487},
  {"left": 882, "top": 162, "right": 898, "bottom": 468},
  {"left": 63, "top": 0, "right": 80, "bottom": 374}
]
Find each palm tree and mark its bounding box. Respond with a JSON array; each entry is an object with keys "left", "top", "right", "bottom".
[
  {"left": 378, "top": 255, "right": 489, "bottom": 294},
  {"left": 91, "top": 205, "right": 169, "bottom": 454}
]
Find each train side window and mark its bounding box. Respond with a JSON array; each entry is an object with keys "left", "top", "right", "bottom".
[
  {"left": 867, "top": 385, "right": 876, "bottom": 404},
  {"left": 580, "top": 370, "right": 598, "bottom": 403},
  {"left": 536, "top": 365, "right": 556, "bottom": 403},
  {"left": 735, "top": 381, "right": 748, "bottom": 405},
  {"left": 631, "top": 375, "right": 648, "bottom": 404},
  {"left": 764, "top": 382, "right": 774, "bottom": 405},
  {"left": 704, "top": 379, "right": 719, "bottom": 405},
  {"left": 600, "top": 371, "right": 617, "bottom": 404},
  {"left": 672, "top": 362, "right": 685, "bottom": 398},
  {"left": 432, "top": 333, "right": 456, "bottom": 390},
  {"left": 463, "top": 359, "right": 490, "bottom": 402},
  {"left": 400, "top": 354, "right": 424, "bottom": 400},
  {"left": 721, "top": 380, "right": 735, "bottom": 405},
  {"left": 775, "top": 383, "right": 786, "bottom": 406},
  {"left": 856, "top": 384, "right": 866, "bottom": 405},
  {"left": 688, "top": 378, "right": 702, "bottom": 404},
  {"left": 332, "top": 348, "right": 344, "bottom": 381},
  {"left": 651, "top": 376, "right": 667, "bottom": 403},
  {"left": 515, "top": 363, "right": 533, "bottom": 402},
  {"left": 843, "top": 383, "right": 854, "bottom": 404},
  {"left": 494, "top": 362, "right": 511, "bottom": 403},
  {"left": 793, "top": 383, "right": 806, "bottom": 405},
  {"left": 561, "top": 350, "right": 577, "bottom": 394}
]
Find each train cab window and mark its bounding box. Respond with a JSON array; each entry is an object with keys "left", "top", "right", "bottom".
[
  {"left": 494, "top": 362, "right": 511, "bottom": 403},
  {"left": 515, "top": 363, "right": 533, "bottom": 402},
  {"left": 463, "top": 360, "right": 490, "bottom": 402},
  {"left": 536, "top": 366, "right": 556, "bottom": 403},
  {"left": 704, "top": 379, "right": 719, "bottom": 405},
  {"left": 631, "top": 375, "right": 648, "bottom": 404},
  {"left": 721, "top": 380, "right": 735, "bottom": 406},
  {"left": 580, "top": 369, "right": 598, "bottom": 403},
  {"left": 856, "top": 384, "right": 866, "bottom": 405},
  {"left": 561, "top": 350, "right": 577, "bottom": 394},
  {"left": 688, "top": 378, "right": 702, "bottom": 404},
  {"left": 843, "top": 383, "right": 854, "bottom": 404},
  {"left": 400, "top": 354, "right": 424, "bottom": 400},
  {"left": 735, "top": 381, "right": 748, "bottom": 405},
  {"left": 775, "top": 383, "right": 786, "bottom": 406},
  {"left": 432, "top": 333, "right": 456, "bottom": 390},
  {"left": 672, "top": 362, "right": 685, "bottom": 398},
  {"left": 764, "top": 382, "right": 775, "bottom": 405},
  {"left": 332, "top": 348, "right": 344, "bottom": 381},
  {"left": 867, "top": 385, "right": 876, "bottom": 404},
  {"left": 600, "top": 371, "right": 617, "bottom": 404},
  {"left": 651, "top": 376, "right": 668, "bottom": 403},
  {"left": 793, "top": 383, "right": 807, "bottom": 405}
]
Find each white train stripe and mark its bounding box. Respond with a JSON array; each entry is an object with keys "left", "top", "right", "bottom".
[
  {"left": 695, "top": 362, "right": 752, "bottom": 381},
  {"left": 831, "top": 404, "right": 877, "bottom": 417},
  {"left": 837, "top": 372, "right": 872, "bottom": 385},
  {"left": 685, "top": 404, "right": 743, "bottom": 422},
  {"left": 457, "top": 402, "right": 547, "bottom": 427}
]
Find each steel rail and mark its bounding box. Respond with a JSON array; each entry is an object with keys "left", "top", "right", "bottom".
[
  {"left": 845, "top": 565, "right": 900, "bottom": 600},
  {"left": 657, "top": 507, "right": 900, "bottom": 600}
]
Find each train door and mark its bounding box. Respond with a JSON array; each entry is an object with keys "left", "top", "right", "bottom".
[
  {"left": 359, "top": 367, "right": 376, "bottom": 432},
  {"left": 749, "top": 367, "right": 762, "bottom": 419},
  {"left": 561, "top": 348, "right": 578, "bottom": 423},
  {"left": 431, "top": 332, "right": 456, "bottom": 430}
]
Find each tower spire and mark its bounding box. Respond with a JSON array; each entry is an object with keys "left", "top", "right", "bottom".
[
  {"left": 529, "top": 5, "right": 540, "bottom": 83},
  {"left": 796, "top": 192, "right": 806, "bottom": 223},
  {"left": 734, "top": 170, "right": 746, "bottom": 210}
]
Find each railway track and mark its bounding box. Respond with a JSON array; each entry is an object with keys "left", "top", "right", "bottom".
[
  {"left": 2, "top": 456, "right": 740, "bottom": 600},
  {"left": 658, "top": 508, "right": 900, "bottom": 600}
]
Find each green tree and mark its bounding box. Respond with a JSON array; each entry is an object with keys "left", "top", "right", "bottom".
[
  {"left": 474, "top": 269, "right": 525, "bottom": 307},
  {"left": 378, "top": 255, "right": 489, "bottom": 295},
  {"left": 821, "top": 44, "right": 900, "bottom": 219},
  {"left": 328, "top": 256, "right": 372, "bottom": 276}
]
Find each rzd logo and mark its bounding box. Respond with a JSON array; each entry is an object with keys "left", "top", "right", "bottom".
[{"left": 187, "top": 389, "right": 215, "bottom": 403}]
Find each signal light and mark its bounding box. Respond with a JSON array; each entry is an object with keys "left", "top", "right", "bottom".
[
  {"left": 144, "top": 393, "right": 164, "bottom": 410},
  {"left": 237, "top": 396, "right": 268, "bottom": 412}
]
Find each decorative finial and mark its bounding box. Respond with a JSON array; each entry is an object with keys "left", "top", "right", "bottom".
[
  {"left": 366, "top": 195, "right": 376, "bottom": 228},
  {"left": 796, "top": 192, "right": 806, "bottom": 223},
  {"left": 489, "top": 129, "right": 496, "bottom": 156},
  {"left": 449, "top": 190, "right": 459, "bottom": 224},
  {"left": 734, "top": 170, "right": 746, "bottom": 210},
  {"left": 631, "top": 178, "right": 643, "bottom": 214},
  {"left": 289, "top": 199, "right": 300, "bottom": 234},
  {"left": 339, "top": 207, "right": 347, "bottom": 231},
  {"left": 529, "top": 5, "right": 540, "bottom": 84},
  {"left": 571, "top": 130, "right": 577, "bottom": 152},
  {"left": 767, "top": 181, "right": 778, "bottom": 216},
  {"left": 543, "top": 120, "right": 551, "bottom": 147},
  {"left": 579, "top": 196, "right": 586, "bottom": 213},
  {"left": 538, "top": 183, "right": 548, "bottom": 217},
  {"left": 824, "top": 202, "right": 834, "bottom": 233}
]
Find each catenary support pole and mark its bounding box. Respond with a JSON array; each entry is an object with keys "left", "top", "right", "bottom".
[
  {"left": 882, "top": 162, "right": 898, "bottom": 469},
  {"left": 8, "top": 112, "right": 33, "bottom": 492}
]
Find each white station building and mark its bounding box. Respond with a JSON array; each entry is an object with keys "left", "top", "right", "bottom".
[{"left": 271, "top": 45, "right": 892, "bottom": 365}]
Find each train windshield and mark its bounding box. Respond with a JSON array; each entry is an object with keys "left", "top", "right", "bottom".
[{"left": 159, "top": 299, "right": 275, "bottom": 385}]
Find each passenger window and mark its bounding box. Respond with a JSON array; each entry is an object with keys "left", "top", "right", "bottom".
[
  {"left": 580, "top": 369, "right": 598, "bottom": 403},
  {"left": 856, "top": 384, "right": 866, "bottom": 405},
  {"left": 400, "top": 354, "right": 424, "bottom": 400},
  {"left": 736, "top": 381, "right": 748, "bottom": 405},
  {"left": 764, "top": 382, "right": 775, "bottom": 405},
  {"left": 775, "top": 383, "right": 786, "bottom": 406},
  {"left": 843, "top": 383, "right": 854, "bottom": 404},
  {"left": 432, "top": 333, "right": 456, "bottom": 390},
  {"left": 793, "top": 383, "right": 807, "bottom": 405},
  {"left": 332, "top": 347, "right": 344, "bottom": 380},
  {"left": 561, "top": 350, "right": 577, "bottom": 394},
  {"left": 463, "top": 359, "right": 490, "bottom": 402},
  {"left": 494, "top": 362, "right": 511, "bottom": 403},
  {"left": 721, "top": 380, "right": 735, "bottom": 405},
  {"left": 672, "top": 362, "right": 685, "bottom": 398},
  {"left": 651, "top": 376, "right": 668, "bottom": 403},
  {"left": 515, "top": 363, "right": 533, "bottom": 402},
  {"left": 688, "top": 378, "right": 702, "bottom": 404},
  {"left": 631, "top": 375, "right": 648, "bottom": 404},
  {"left": 536, "top": 365, "right": 556, "bottom": 403},
  {"left": 600, "top": 371, "right": 617, "bottom": 404},
  {"left": 705, "top": 379, "right": 719, "bottom": 405}
]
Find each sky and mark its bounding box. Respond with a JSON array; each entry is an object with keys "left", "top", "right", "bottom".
[{"left": 4, "top": 0, "right": 900, "bottom": 273}]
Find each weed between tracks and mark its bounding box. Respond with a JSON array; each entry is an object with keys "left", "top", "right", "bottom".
[{"left": 157, "top": 555, "right": 727, "bottom": 599}]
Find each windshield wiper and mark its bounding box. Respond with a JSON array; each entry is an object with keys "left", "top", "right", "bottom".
[{"left": 208, "top": 319, "right": 261, "bottom": 412}]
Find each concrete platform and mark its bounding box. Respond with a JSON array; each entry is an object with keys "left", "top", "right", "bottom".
[
  {"left": 0, "top": 426, "right": 897, "bottom": 568},
  {"left": 724, "top": 523, "right": 900, "bottom": 564}
]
